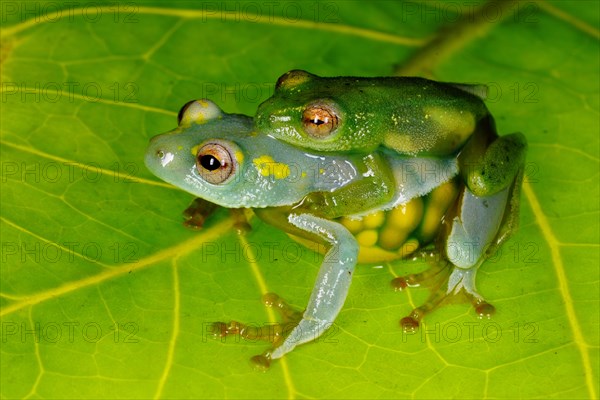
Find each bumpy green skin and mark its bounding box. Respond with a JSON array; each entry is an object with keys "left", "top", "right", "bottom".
[
  {"left": 256, "top": 70, "right": 527, "bottom": 196},
  {"left": 256, "top": 70, "right": 489, "bottom": 155}
]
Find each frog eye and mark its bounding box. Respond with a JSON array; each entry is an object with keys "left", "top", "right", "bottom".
[
  {"left": 177, "top": 100, "right": 196, "bottom": 125},
  {"left": 302, "top": 105, "right": 339, "bottom": 139},
  {"left": 195, "top": 143, "right": 236, "bottom": 184},
  {"left": 177, "top": 99, "right": 222, "bottom": 126},
  {"left": 275, "top": 70, "right": 314, "bottom": 90}
]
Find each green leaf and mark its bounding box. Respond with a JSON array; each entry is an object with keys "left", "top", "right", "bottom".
[{"left": 1, "top": 1, "right": 598, "bottom": 398}]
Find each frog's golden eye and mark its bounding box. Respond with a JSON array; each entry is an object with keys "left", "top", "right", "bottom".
[
  {"left": 196, "top": 143, "right": 235, "bottom": 184},
  {"left": 177, "top": 100, "right": 196, "bottom": 125},
  {"left": 302, "top": 105, "right": 339, "bottom": 139}
]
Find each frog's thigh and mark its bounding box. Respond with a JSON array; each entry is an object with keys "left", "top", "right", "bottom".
[
  {"left": 445, "top": 186, "right": 509, "bottom": 296},
  {"left": 270, "top": 213, "right": 358, "bottom": 360},
  {"left": 466, "top": 132, "right": 527, "bottom": 197}
]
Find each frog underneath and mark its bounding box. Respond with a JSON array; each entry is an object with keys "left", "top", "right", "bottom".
[{"left": 145, "top": 99, "right": 524, "bottom": 366}]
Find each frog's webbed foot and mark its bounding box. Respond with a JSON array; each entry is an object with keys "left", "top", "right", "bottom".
[
  {"left": 394, "top": 185, "right": 510, "bottom": 332},
  {"left": 183, "top": 198, "right": 251, "bottom": 233},
  {"left": 447, "top": 266, "right": 495, "bottom": 318},
  {"left": 210, "top": 293, "right": 303, "bottom": 370},
  {"left": 392, "top": 255, "right": 453, "bottom": 332},
  {"left": 395, "top": 261, "right": 494, "bottom": 333}
]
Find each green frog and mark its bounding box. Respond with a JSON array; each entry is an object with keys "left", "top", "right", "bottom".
[
  {"left": 255, "top": 70, "right": 527, "bottom": 197},
  {"left": 144, "top": 99, "right": 525, "bottom": 366}
]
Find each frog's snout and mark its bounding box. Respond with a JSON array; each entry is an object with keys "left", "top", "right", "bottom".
[{"left": 145, "top": 135, "right": 176, "bottom": 170}]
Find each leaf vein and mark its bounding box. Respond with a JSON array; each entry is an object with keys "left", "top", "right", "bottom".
[
  {"left": 523, "top": 181, "right": 597, "bottom": 399},
  {"left": 0, "top": 5, "right": 426, "bottom": 47}
]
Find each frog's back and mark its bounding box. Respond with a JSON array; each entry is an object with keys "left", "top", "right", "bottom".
[
  {"left": 314, "top": 76, "right": 490, "bottom": 156},
  {"left": 260, "top": 70, "right": 490, "bottom": 156}
]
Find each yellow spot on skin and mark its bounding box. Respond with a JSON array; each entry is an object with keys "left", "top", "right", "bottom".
[
  {"left": 278, "top": 70, "right": 313, "bottom": 90},
  {"left": 301, "top": 172, "right": 307, "bottom": 178},
  {"left": 424, "top": 106, "right": 475, "bottom": 135},
  {"left": 177, "top": 145, "right": 183, "bottom": 151},
  {"left": 235, "top": 150, "right": 244, "bottom": 164},
  {"left": 356, "top": 230, "right": 378, "bottom": 247},
  {"left": 190, "top": 145, "right": 200, "bottom": 157},
  {"left": 386, "top": 135, "right": 418, "bottom": 153},
  {"left": 319, "top": 169, "right": 324, "bottom": 174},
  {"left": 253, "top": 155, "right": 290, "bottom": 179},
  {"left": 423, "top": 106, "right": 476, "bottom": 152}
]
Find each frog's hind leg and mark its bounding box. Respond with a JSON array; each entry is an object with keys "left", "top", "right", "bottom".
[{"left": 396, "top": 182, "right": 513, "bottom": 331}]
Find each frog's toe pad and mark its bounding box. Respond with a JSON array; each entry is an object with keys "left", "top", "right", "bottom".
[
  {"left": 400, "top": 316, "right": 420, "bottom": 333},
  {"left": 209, "top": 293, "right": 303, "bottom": 369},
  {"left": 250, "top": 354, "right": 272, "bottom": 371},
  {"left": 475, "top": 301, "right": 495, "bottom": 319}
]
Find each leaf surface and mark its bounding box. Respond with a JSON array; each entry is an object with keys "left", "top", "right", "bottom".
[{"left": 1, "top": 1, "right": 598, "bottom": 398}]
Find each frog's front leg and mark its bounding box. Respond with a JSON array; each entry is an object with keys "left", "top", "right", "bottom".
[
  {"left": 183, "top": 198, "right": 218, "bottom": 229},
  {"left": 269, "top": 213, "right": 358, "bottom": 359},
  {"left": 459, "top": 115, "right": 527, "bottom": 197},
  {"left": 183, "top": 198, "right": 251, "bottom": 233},
  {"left": 300, "top": 153, "right": 395, "bottom": 219}
]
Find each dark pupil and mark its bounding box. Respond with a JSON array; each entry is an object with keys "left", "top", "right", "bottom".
[
  {"left": 200, "top": 155, "right": 221, "bottom": 171},
  {"left": 311, "top": 117, "right": 326, "bottom": 125}
]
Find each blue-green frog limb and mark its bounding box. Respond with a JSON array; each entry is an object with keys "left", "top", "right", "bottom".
[
  {"left": 396, "top": 167, "right": 525, "bottom": 331},
  {"left": 256, "top": 70, "right": 527, "bottom": 197}
]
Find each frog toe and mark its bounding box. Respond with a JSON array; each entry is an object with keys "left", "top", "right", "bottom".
[
  {"left": 447, "top": 266, "right": 495, "bottom": 319},
  {"left": 182, "top": 198, "right": 218, "bottom": 229},
  {"left": 210, "top": 293, "right": 303, "bottom": 369}
]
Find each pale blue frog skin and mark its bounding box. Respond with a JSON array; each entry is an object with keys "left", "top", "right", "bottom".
[{"left": 144, "top": 99, "right": 522, "bottom": 364}]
